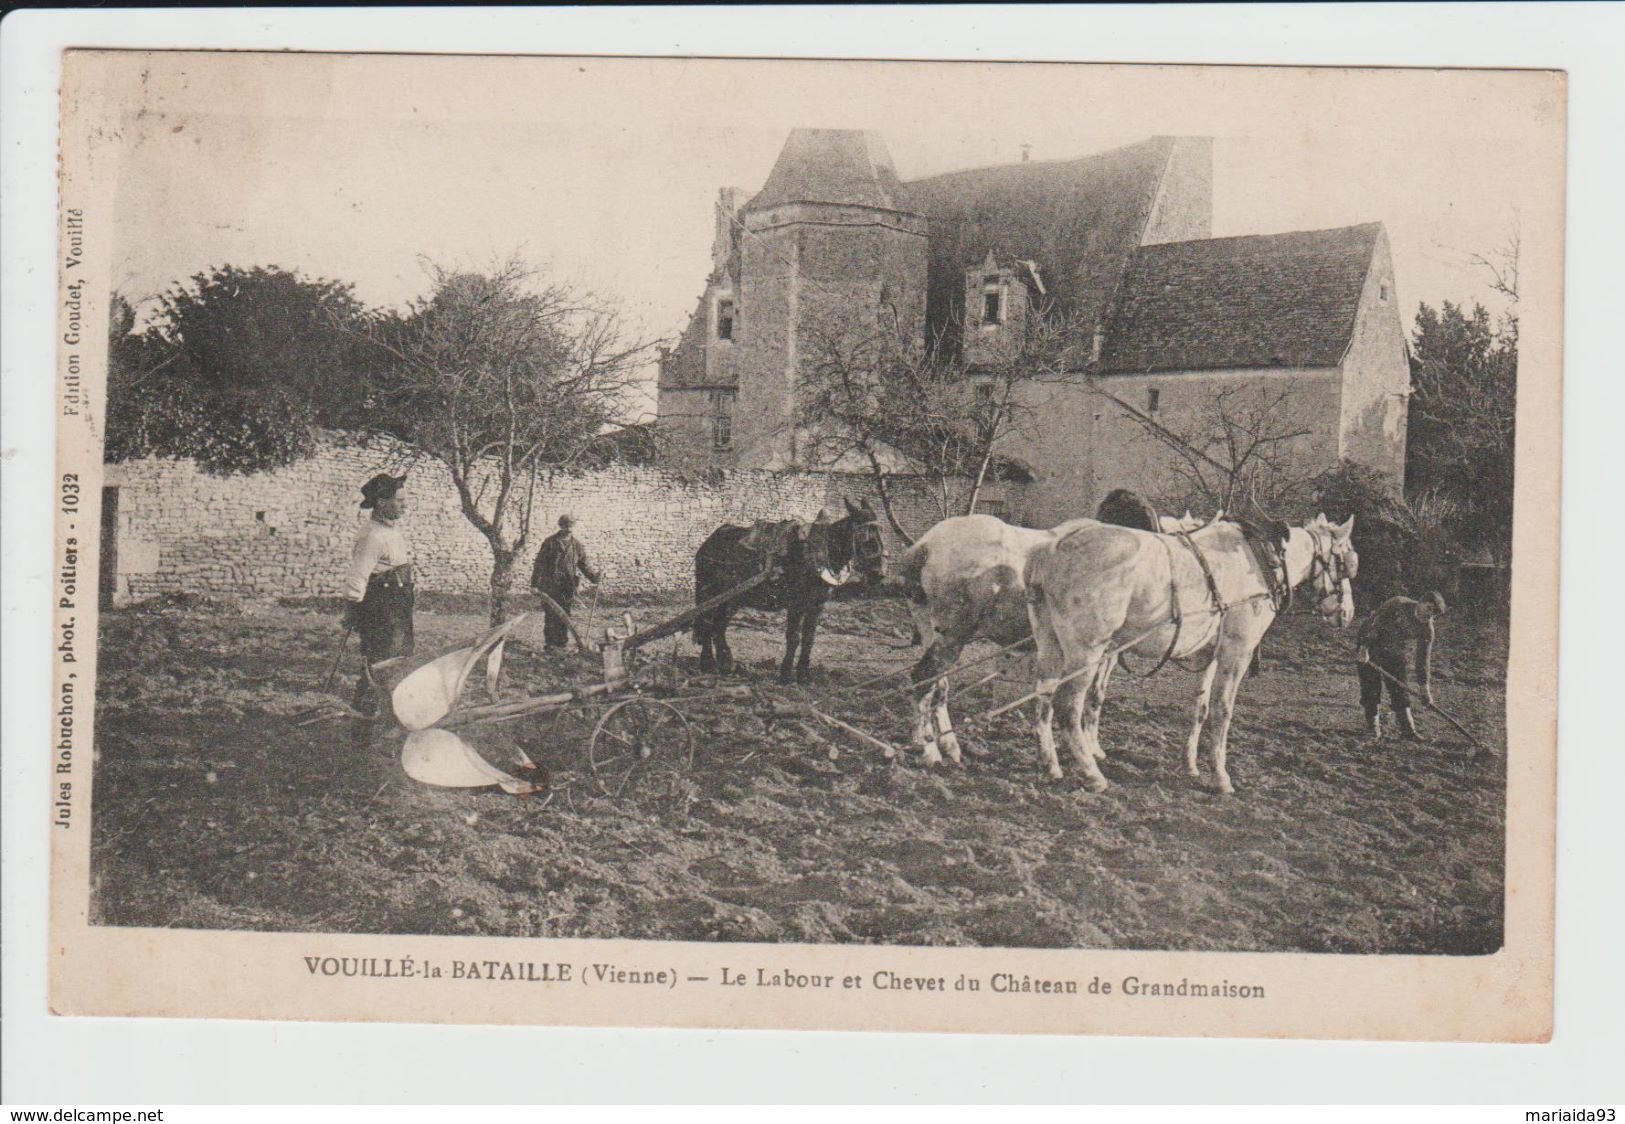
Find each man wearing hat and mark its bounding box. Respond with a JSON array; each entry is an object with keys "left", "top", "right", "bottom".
[
  {"left": 343, "top": 472, "right": 415, "bottom": 715},
  {"left": 530, "top": 513, "right": 600, "bottom": 652},
  {"left": 1356, "top": 590, "right": 1447, "bottom": 741}
]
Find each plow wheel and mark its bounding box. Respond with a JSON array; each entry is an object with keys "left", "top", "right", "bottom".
[{"left": 589, "top": 697, "right": 696, "bottom": 798}]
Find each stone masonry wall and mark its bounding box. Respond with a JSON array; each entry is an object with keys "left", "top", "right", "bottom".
[
  {"left": 103, "top": 434, "right": 965, "bottom": 602},
  {"left": 1085, "top": 369, "right": 1344, "bottom": 520},
  {"left": 1337, "top": 229, "right": 1410, "bottom": 488}
]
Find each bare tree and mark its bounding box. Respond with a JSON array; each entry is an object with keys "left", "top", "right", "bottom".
[
  {"left": 1115, "top": 380, "right": 1321, "bottom": 517},
  {"left": 1466, "top": 211, "right": 1520, "bottom": 327},
  {"left": 795, "top": 323, "right": 959, "bottom": 541},
  {"left": 360, "top": 257, "right": 656, "bottom": 623},
  {"left": 796, "top": 311, "right": 1090, "bottom": 542}
]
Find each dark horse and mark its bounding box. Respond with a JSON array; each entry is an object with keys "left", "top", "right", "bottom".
[
  {"left": 1095, "top": 487, "right": 1161, "bottom": 532},
  {"left": 693, "top": 498, "right": 887, "bottom": 683}
]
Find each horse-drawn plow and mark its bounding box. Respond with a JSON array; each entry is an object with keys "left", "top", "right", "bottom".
[
  {"left": 303, "top": 564, "right": 903, "bottom": 799},
  {"left": 300, "top": 505, "right": 1489, "bottom": 807}
]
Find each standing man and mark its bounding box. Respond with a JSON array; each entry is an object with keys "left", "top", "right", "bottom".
[
  {"left": 343, "top": 473, "right": 414, "bottom": 716},
  {"left": 530, "top": 513, "right": 600, "bottom": 652},
  {"left": 1356, "top": 590, "right": 1447, "bottom": 741}
]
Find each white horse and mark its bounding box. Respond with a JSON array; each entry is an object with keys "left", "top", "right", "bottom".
[
  {"left": 1022, "top": 514, "right": 1357, "bottom": 795},
  {"left": 1158, "top": 509, "right": 1221, "bottom": 534},
  {"left": 897, "top": 514, "right": 1097, "bottom": 765}
]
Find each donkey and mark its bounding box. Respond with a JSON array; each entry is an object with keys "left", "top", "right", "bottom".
[
  {"left": 898, "top": 514, "right": 1098, "bottom": 764},
  {"left": 693, "top": 498, "right": 886, "bottom": 684},
  {"left": 1022, "top": 514, "right": 1357, "bottom": 794}
]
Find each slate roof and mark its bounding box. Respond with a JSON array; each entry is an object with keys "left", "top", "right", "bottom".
[
  {"left": 898, "top": 137, "right": 1177, "bottom": 348},
  {"left": 747, "top": 129, "right": 906, "bottom": 212},
  {"left": 1099, "top": 223, "right": 1383, "bottom": 374}
]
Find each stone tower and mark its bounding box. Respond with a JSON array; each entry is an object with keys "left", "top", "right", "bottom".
[{"left": 730, "top": 129, "right": 929, "bottom": 468}]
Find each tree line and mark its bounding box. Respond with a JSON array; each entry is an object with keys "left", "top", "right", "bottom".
[{"left": 108, "top": 259, "right": 655, "bottom": 621}]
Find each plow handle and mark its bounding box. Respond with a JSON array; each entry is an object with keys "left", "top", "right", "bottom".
[
  {"left": 322, "top": 622, "right": 353, "bottom": 693},
  {"left": 1358, "top": 657, "right": 1487, "bottom": 752},
  {"left": 533, "top": 590, "right": 597, "bottom": 652}
]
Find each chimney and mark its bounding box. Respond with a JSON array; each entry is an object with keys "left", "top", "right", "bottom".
[
  {"left": 1020, "top": 144, "right": 1032, "bottom": 163},
  {"left": 713, "top": 187, "right": 747, "bottom": 274}
]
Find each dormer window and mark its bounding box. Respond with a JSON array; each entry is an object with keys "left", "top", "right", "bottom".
[
  {"left": 1379, "top": 282, "right": 1390, "bottom": 302},
  {"left": 968, "top": 253, "right": 1024, "bottom": 337},
  {"left": 716, "top": 299, "right": 735, "bottom": 341}
]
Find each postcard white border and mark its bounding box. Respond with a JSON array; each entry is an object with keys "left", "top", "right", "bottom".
[{"left": 4, "top": 4, "right": 1622, "bottom": 1103}]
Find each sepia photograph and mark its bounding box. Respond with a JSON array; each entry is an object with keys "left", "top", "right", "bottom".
[{"left": 43, "top": 48, "right": 1562, "bottom": 1040}]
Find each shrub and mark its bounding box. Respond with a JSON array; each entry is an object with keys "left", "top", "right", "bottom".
[{"left": 1313, "top": 462, "right": 1460, "bottom": 607}]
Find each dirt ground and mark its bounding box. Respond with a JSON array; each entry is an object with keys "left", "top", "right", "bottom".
[{"left": 89, "top": 592, "right": 1507, "bottom": 953}]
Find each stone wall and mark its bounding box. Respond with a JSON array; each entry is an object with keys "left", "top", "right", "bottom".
[
  {"left": 101, "top": 434, "right": 967, "bottom": 603},
  {"left": 1085, "top": 369, "right": 1344, "bottom": 520},
  {"left": 1337, "top": 228, "right": 1410, "bottom": 488},
  {"left": 731, "top": 204, "right": 930, "bottom": 469}
]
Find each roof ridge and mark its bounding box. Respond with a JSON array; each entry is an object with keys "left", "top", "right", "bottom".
[
  {"left": 1133, "top": 221, "right": 1383, "bottom": 253},
  {"left": 899, "top": 135, "right": 1175, "bottom": 187}
]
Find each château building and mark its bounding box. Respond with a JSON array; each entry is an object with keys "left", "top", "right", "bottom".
[{"left": 655, "top": 129, "right": 1409, "bottom": 524}]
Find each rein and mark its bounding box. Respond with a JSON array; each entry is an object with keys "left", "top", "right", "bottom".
[{"left": 980, "top": 590, "right": 1279, "bottom": 722}]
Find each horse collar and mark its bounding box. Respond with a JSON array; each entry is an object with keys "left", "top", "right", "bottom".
[{"left": 1239, "top": 525, "right": 1291, "bottom": 613}]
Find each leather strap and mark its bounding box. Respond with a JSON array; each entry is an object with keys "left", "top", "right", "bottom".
[
  {"left": 1129, "top": 537, "right": 1185, "bottom": 678},
  {"left": 1176, "top": 530, "right": 1226, "bottom": 611}
]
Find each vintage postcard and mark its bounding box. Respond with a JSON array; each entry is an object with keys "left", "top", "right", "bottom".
[{"left": 49, "top": 50, "right": 1562, "bottom": 1040}]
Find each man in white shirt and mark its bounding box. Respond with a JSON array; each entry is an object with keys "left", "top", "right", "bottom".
[{"left": 344, "top": 473, "right": 414, "bottom": 716}]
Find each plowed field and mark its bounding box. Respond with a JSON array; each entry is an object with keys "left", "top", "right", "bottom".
[{"left": 90, "top": 594, "right": 1507, "bottom": 953}]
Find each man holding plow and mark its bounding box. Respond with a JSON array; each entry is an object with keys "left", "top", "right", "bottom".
[
  {"left": 530, "top": 513, "right": 601, "bottom": 653},
  {"left": 1356, "top": 590, "right": 1447, "bottom": 742}
]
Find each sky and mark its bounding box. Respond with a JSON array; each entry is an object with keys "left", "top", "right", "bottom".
[{"left": 91, "top": 52, "right": 1560, "bottom": 419}]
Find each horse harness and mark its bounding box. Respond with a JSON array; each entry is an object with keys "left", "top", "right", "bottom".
[
  {"left": 1295, "top": 524, "right": 1358, "bottom": 614},
  {"left": 1241, "top": 522, "right": 1297, "bottom": 610},
  {"left": 1126, "top": 527, "right": 1289, "bottom": 679}
]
